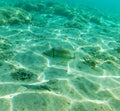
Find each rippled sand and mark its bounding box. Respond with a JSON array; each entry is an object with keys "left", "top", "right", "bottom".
[{"left": 0, "top": 1, "right": 120, "bottom": 111}]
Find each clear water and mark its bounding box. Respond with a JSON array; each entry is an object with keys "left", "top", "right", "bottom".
[{"left": 0, "top": 0, "right": 120, "bottom": 111}]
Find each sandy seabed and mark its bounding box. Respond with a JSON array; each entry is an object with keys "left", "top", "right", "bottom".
[{"left": 0, "top": 1, "right": 120, "bottom": 111}]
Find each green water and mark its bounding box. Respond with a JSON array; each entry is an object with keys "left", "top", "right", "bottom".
[{"left": 0, "top": 0, "right": 120, "bottom": 111}]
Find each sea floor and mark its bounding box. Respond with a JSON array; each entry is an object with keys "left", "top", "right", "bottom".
[{"left": 0, "top": 1, "right": 120, "bottom": 111}]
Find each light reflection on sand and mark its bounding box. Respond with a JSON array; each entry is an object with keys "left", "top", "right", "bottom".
[{"left": 0, "top": 1, "right": 120, "bottom": 111}]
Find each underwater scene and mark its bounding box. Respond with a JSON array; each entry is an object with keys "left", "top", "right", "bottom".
[{"left": 0, "top": 0, "right": 120, "bottom": 111}]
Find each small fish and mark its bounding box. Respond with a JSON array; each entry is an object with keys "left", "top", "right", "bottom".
[{"left": 42, "top": 47, "right": 75, "bottom": 59}]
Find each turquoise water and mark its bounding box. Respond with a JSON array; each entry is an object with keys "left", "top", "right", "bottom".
[{"left": 0, "top": 0, "right": 120, "bottom": 111}]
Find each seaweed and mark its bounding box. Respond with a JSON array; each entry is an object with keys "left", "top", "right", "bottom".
[
  {"left": 10, "top": 68, "right": 35, "bottom": 81},
  {"left": 83, "top": 56, "right": 98, "bottom": 69},
  {"left": 0, "top": 38, "right": 13, "bottom": 60},
  {"left": 0, "top": 51, "right": 13, "bottom": 60}
]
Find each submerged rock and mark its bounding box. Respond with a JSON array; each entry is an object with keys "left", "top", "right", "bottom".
[
  {"left": 0, "top": 7, "right": 31, "bottom": 26},
  {"left": 53, "top": 5, "right": 74, "bottom": 19},
  {"left": 14, "top": 2, "right": 45, "bottom": 12}
]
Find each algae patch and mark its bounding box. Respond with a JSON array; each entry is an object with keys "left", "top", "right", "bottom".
[{"left": 10, "top": 68, "right": 36, "bottom": 81}]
